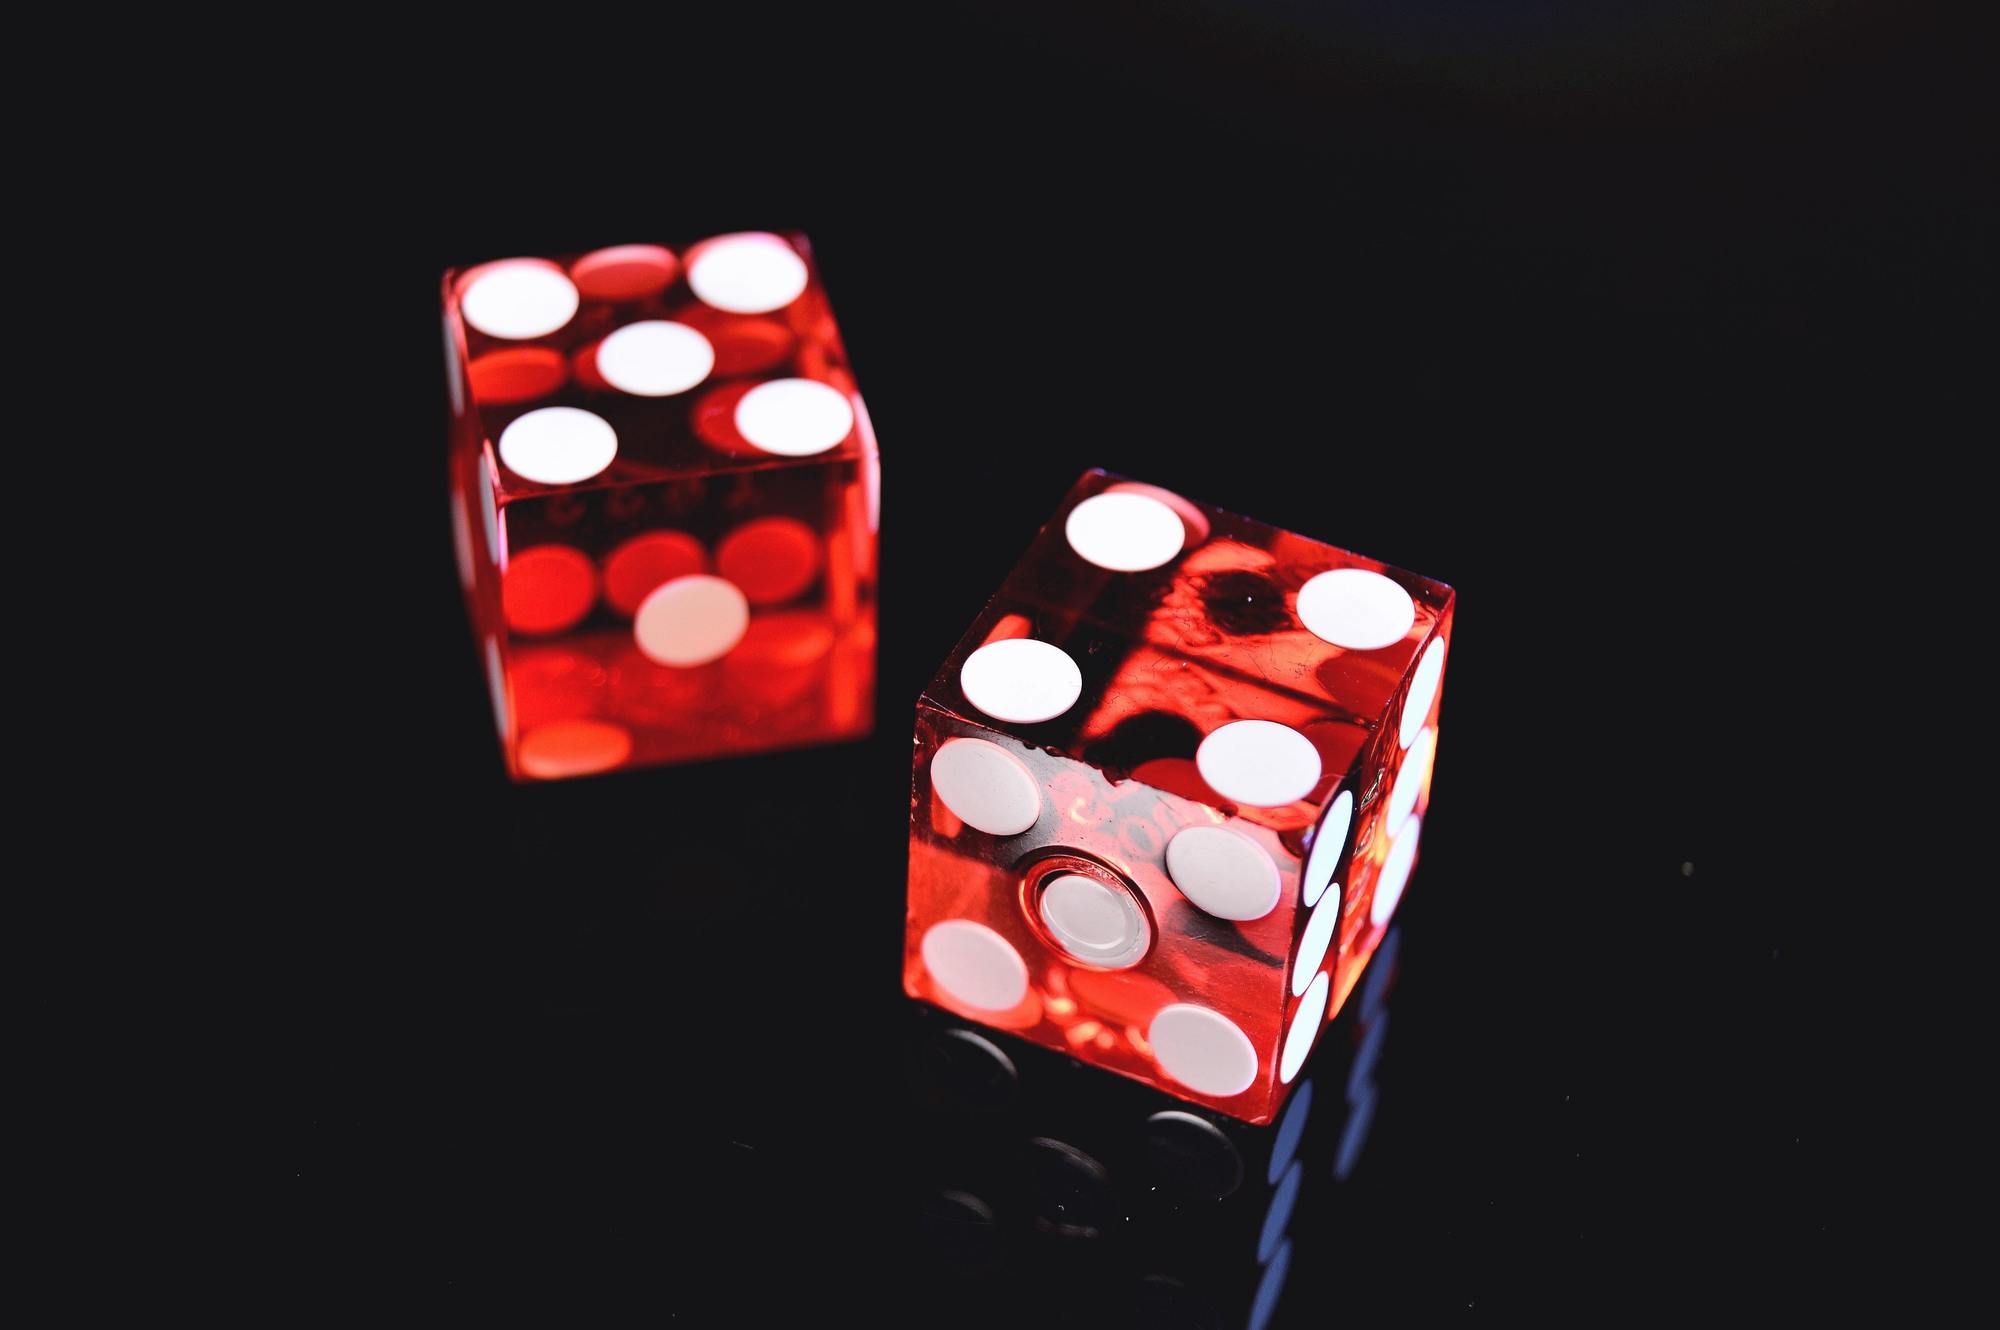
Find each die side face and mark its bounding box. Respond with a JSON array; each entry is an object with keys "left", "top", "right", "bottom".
[
  {"left": 905, "top": 470, "right": 1450, "bottom": 1122},
  {"left": 443, "top": 235, "right": 879, "bottom": 779}
]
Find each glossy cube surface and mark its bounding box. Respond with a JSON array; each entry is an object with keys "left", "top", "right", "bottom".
[
  {"left": 904, "top": 472, "right": 1450, "bottom": 1122},
  {"left": 899, "top": 938, "right": 1400, "bottom": 1330},
  {"left": 443, "top": 235, "right": 878, "bottom": 779}
]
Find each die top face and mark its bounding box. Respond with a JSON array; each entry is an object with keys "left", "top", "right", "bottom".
[
  {"left": 442, "top": 233, "right": 877, "bottom": 500},
  {"left": 919, "top": 470, "right": 1453, "bottom": 831}
]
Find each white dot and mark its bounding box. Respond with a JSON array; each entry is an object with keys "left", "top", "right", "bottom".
[
  {"left": 477, "top": 460, "right": 501, "bottom": 559},
  {"left": 921, "top": 919, "right": 1029, "bottom": 1011},
  {"left": 860, "top": 420, "right": 882, "bottom": 532},
  {"left": 632, "top": 574, "right": 749, "bottom": 667},
  {"left": 1291, "top": 887, "right": 1340, "bottom": 996},
  {"left": 442, "top": 315, "right": 465, "bottom": 416},
  {"left": 1101, "top": 481, "right": 1211, "bottom": 545},
  {"left": 1248, "top": 1239, "right": 1292, "bottom": 1330},
  {"left": 1038, "top": 874, "right": 1151, "bottom": 970},
  {"left": 1372, "top": 815, "right": 1421, "bottom": 927},
  {"left": 1281, "top": 970, "right": 1330, "bottom": 1084},
  {"left": 485, "top": 638, "right": 508, "bottom": 739},
  {"left": 1386, "top": 727, "right": 1435, "bottom": 839},
  {"left": 1165, "top": 826, "right": 1281, "bottom": 921},
  {"left": 959, "top": 638, "right": 1083, "bottom": 724},
  {"left": 459, "top": 260, "right": 579, "bottom": 340},
  {"left": 733, "top": 378, "right": 855, "bottom": 456},
  {"left": 1149, "top": 1004, "right": 1258, "bottom": 1098},
  {"left": 449, "top": 491, "right": 474, "bottom": 591},
  {"left": 497, "top": 407, "right": 618, "bottom": 486},
  {"left": 930, "top": 738, "right": 1042, "bottom": 836},
  {"left": 516, "top": 719, "right": 633, "bottom": 779},
  {"left": 568, "top": 243, "right": 679, "bottom": 300},
  {"left": 1400, "top": 637, "right": 1447, "bottom": 749},
  {"left": 686, "top": 232, "right": 810, "bottom": 314},
  {"left": 1197, "top": 720, "right": 1321, "bottom": 807},
  {"left": 595, "top": 320, "right": 715, "bottom": 397},
  {"left": 1268, "top": 1079, "right": 1313, "bottom": 1186},
  {"left": 1257, "top": 1158, "right": 1303, "bottom": 1264},
  {"left": 1296, "top": 568, "right": 1416, "bottom": 650},
  {"left": 1064, "top": 491, "right": 1187, "bottom": 572},
  {"left": 1301, "top": 790, "right": 1352, "bottom": 909}
]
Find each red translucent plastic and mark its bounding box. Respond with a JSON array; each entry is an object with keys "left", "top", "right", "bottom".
[
  {"left": 904, "top": 471, "right": 1452, "bottom": 1123},
  {"left": 443, "top": 233, "right": 878, "bottom": 779}
]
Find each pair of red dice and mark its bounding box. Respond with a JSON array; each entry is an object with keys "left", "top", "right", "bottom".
[{"left": 442, "top": 233, "right": 1453, "bottom": 1123}]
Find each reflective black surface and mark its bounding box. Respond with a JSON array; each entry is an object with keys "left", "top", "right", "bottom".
[
  {"left": 891, "top": 984, "right": 1395, "bottom": 1330},
  {"left": 287, "top": 6, "right": 1968, "bottom": 1317}
]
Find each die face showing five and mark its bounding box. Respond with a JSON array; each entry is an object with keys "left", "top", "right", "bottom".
[
  {"left": 443, "top": 234, "right": 879, "bottom": 780},
  {"left": 905, "top": 470, "right": 1451, "bottom": 1122}
]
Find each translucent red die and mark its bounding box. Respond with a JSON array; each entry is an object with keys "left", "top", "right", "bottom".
[
  {"left": 443, "top": 235, "right": 879, "bottom": 779},
  {"left": 903, "top": 471, "right": 1451, "bottom": 1123}
]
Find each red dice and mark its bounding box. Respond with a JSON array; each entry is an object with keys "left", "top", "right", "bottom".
[
  {"left": 443, "top": 235, "right": 879, "bottom": 779},
  {"left": 903, "top": 471, "right": 1451, "bottom": 1122}
]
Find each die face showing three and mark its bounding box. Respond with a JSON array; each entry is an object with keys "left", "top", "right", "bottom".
[
  {"left": 442, "top": 235, "right": 879, "bottom": 780},
  {"left": 904, "top": 470, "right": 1452, "bottom": 1123}
]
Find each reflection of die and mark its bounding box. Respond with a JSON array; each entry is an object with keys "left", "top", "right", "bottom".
[
  {"left": 442, "top": 235, "right": 879, "bottom": 780},
  {"left": 902, "top": 960, "right": 1398, "bottom": 1330},
  {"left": 904, "top": 471, "right": 1449, "bottom": 1122}
]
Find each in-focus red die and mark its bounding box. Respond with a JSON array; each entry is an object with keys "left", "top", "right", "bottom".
[
  {"left": 443, "top": 235, "right": 879, "bottom": 779},
  {"left": 903, "top": 471, "right": 1451, "bottom": 1122}
]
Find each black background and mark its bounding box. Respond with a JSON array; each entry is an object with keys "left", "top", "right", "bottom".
[{"left": 291, "top": 4, "right": 1975, "bottom": 1318}]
